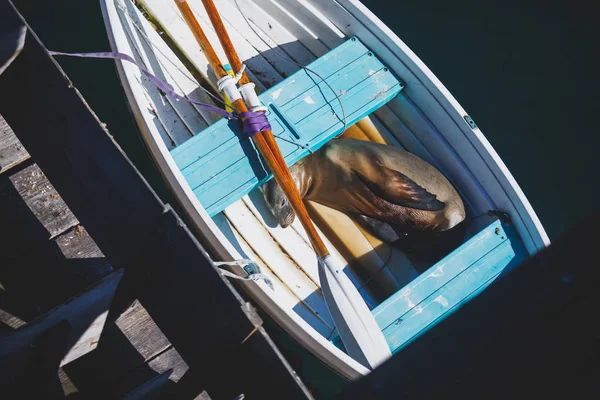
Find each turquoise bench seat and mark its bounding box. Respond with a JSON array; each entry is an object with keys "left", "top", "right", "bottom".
[
  {"left": 331, "top": 219, "right": 517, "bottom": 354},
  {"left": 170, "top": 37, "right": 403, "bottom": 216}
]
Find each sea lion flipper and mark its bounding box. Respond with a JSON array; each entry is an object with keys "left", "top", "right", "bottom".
[
  {"left": 354, "top": 214, "right": 400, "bottom": 243},
  {"left": 353, "top": 166, "right": 445, "bottom": 211}
]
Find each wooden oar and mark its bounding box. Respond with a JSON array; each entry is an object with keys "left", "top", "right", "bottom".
[{"left": 173, "top": 0, "right": 391, "bottom": 369}]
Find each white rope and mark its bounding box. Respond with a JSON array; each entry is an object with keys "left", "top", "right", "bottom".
[
  {"left": 212, "top": 259, "right": 255, "bottom": 267},
  {"left": 213, "top": 260, "right": 272, "bottom": 287}
]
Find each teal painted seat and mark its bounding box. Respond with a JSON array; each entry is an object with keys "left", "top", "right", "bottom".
[
  {"left": 331, "top": 220, "right": 518, "bottom": 354},
  {"left": 170, "top": 37, "right": 403, "bottom": 216}
]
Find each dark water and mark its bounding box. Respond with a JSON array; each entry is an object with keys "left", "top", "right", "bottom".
[{"left": 10, "top": 0, "right": 598, "bottom": 397}]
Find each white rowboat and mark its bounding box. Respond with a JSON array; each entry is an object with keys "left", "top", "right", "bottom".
[{"left": 101, "top": 0, "right": 549, "bottom": 380}]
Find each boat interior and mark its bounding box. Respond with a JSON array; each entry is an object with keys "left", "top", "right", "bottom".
[{"left": 105, "top": 0, "right": 532, "bottom": 357}]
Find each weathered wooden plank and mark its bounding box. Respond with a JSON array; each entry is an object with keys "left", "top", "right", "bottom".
[
  {"left": 9, "top": 163, "right": 78, "bottom": 238},
  {"left": 0, "top": 113, "right": 29, "bottom": 174},
  {"left": 0, "top": 163, "right": 111, "bottom": 303},
  {"left": 0, "top": 161, "right": 53, "bottom": 262},
  {"left": 55, "top": 224, "right": 104, "bottom": 260},
  {"left": 147, "top": 347, "right": 188, "bottom": 382},
  {"left": 0, "top": 308, "right": 26, "bottom": 331},
  {"left": 116, "top": 300, "right": 172, "bottom": 361},
  {"left": 58, "top": 368, "right": 80, "bottom": 397},
  {"left": 195, "top": 391, "right": 213, "bottom": 400},
  {"left": 60, "top": 301, "right": 186, "bottom": 398}
]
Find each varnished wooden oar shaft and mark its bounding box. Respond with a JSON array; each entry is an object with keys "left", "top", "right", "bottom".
[
  {"left": 199, "top": 0, "right": 250, "bottom": 86},
  {"left": 174, "top": 0, "right": 392, "bottom": 369},
  {"left": 198, "top": 0, "right": 287, "bottom": 174},
  {"left": 174, "top": 0, "right": 226, "bottom": 77},
  {"left": 174, "top": 0, "right": 329, "bottom": 257},
  {"left": 232, "top": 102, "right": 329, "bottom": 256}
]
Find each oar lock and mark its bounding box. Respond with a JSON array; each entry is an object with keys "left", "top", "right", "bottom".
[{"left": 217, "top": 64, "right": 267, "bottom": 112}]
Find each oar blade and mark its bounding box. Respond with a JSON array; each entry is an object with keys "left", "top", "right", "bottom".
[{"left": 319, "top": 255, "right": 391, "bottom": 369}]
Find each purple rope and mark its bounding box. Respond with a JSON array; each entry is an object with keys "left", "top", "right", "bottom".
[{"left": 48, "top": 50, "right": 273, "bottom": 137}]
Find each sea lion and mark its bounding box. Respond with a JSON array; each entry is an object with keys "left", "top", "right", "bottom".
[{"left": 262, "top": 138, "right": 467, "bottom": 262}]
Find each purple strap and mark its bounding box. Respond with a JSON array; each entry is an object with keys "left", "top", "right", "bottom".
[
  {"left": 48, "top": 50, "right": 235, "bottom": 119},
  {"left": 239, "top": 111, "right": 272, "bottom": 137},
  {"left": 48, "top": 50, "right": 273, "bottom": 137}
]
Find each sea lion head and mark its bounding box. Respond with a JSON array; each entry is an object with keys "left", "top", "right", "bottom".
[{"left": 261, "top": 178, "right": 296, "bottom": 228}]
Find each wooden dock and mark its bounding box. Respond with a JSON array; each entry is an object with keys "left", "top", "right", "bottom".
[
  {"left": 0, "top": 2, "right": 311, "bottom": 398},
  {"left": 1, "top": 113, "right": 195, "bottom": 397}
]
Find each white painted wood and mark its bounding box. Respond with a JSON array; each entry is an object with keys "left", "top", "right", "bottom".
[
  {"left": 134, "top": 74, "right": 178, "bottom": 150},
  {"left": 223, "top": 201, "right": 334, "bottom": 324},
  {"left": 210, "top": 211, "right": 370, "bottom": 380},
  {"left": 226, "top": 0, "right": 318, "bottom": 65},
  {"left": 277, "top": 0, "right": 345, "bottom": 50},
  {"left": 241, "top": 194, "right": 322, "bottom": 285},
  {"left": 139, "top": 0, "right": 263, "bottom": 92},
  {"left": 185, "top": 0, "right": 283, "bottom": 87},
  {"left": 138, "top": 0, "right": 214, "bottom": 85},
  {"left": 212, "top": 212, "right": 335, "bottom": 336},
  {"left": 243, "top": 190, "right": 378, "bottom": 310},
  {"left": 118, "top": 1, "right": 207, "bottom": 141},
  {"left": 108, "top": 0, "right": 179, "bottom": 150},
  {"left": 249, "top": 0, "right": 331, "bottom": 57},
  {"left": 366, "top": 113, "right": 402, "bottom": 148},
  {"left": 205, "top": 0, "right": 301, "bottom": 78},
  {"left": 119, "top": 0, "right": 223, "bottom": 126}
]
